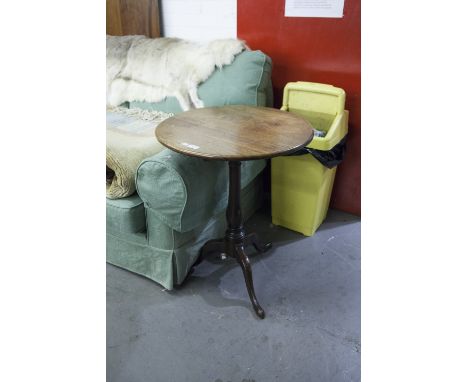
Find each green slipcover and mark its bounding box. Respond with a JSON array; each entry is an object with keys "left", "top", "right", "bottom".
[
  {"left": 137, "top": 149, "right": 266, "bottom": 232},
  {"left": 129, "top": 50, "right": 273, "bottom": 114},
  {"left": 106, "top": 193, "right": 145, "bottom": 234},
  {"left": 107, "top": 177, "right": 263, "bottom": 289},
  {"left": 107, "top": 49, "right": 273, "bottom": 289}
]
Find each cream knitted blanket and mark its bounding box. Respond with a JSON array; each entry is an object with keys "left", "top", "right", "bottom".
[{"left": 106, "top": 107, "right": 173, "bottom": 199}]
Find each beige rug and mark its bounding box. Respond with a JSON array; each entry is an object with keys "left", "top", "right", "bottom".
[{"left": 106, "top": 107, "right": 173, "bottom": 199}]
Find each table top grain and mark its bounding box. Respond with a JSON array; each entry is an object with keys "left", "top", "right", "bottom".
[{"left": 156, "top": 105, "right": 314, "bottom": 160}]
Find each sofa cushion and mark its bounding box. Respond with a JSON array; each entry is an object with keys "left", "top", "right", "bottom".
[
  {"left": 106, "top": 193, "right": 146, "bottom": 234},
  {"left": 129, "top": 50, "right": 273, "bottom": 114}
]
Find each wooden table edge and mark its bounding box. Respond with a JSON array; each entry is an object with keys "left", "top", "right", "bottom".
[{"left": 157, "top": 133, "right": 314, "bottom": 161}]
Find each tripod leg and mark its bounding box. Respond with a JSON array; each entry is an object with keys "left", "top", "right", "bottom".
[
  {"left": 246, "top": 232, "right": 272, "bottom": 253},
  {"left": 235, "top": 244, "right": 265, "bottom": 319},
  {"left": 195, "top": 239, "right": 224, "bottom": 266}
]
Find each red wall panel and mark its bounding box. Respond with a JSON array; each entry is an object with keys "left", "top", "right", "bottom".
[{"left": 238, "top": 0, "right": 361, "bottom": 215}]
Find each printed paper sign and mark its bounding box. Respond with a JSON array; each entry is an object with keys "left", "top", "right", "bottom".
[{"left": 285, "top": 0, "right": 345, "bottom": 18}]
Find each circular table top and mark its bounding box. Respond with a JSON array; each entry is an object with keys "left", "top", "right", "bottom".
[{"left": 156, "top": 105, "right": 314, "bottom": 161}]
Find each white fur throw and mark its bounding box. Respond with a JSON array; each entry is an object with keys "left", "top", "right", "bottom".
[{"left": 106, "top": 36, "right": 247, "bottom": 110}]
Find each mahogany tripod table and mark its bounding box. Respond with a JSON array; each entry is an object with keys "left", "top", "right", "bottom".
[{"left": 156, "top": 105, "right": 313, "bottom": 318}]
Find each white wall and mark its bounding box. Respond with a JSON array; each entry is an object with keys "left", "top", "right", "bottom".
[{"left": 160, "top": 0, "right": 236, "bottom": 42}]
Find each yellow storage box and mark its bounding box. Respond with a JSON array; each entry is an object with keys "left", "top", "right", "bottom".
[{"left": 271, "top": 82, "right": 349, "bottom": 236}]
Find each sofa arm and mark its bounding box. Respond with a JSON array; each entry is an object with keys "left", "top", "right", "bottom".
[{"left": 136, "top": 149, "right": 266, "bottom": 233}]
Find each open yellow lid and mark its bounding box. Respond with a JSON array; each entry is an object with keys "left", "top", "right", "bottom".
[
  {"left": 282, "top": 81, "right": 345, "bottom": 115},
  {"left": 281, "top": 82, "right": 347, "bottom": 151}
]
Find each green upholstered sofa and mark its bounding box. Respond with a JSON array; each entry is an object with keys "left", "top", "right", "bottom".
[{"left": 106, "top": 50, "right": 273, "bottom": 289}]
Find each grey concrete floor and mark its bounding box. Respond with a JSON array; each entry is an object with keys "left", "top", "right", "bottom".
[{"left": 107, "top": 208, "right": 361, "bottom": 382}]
